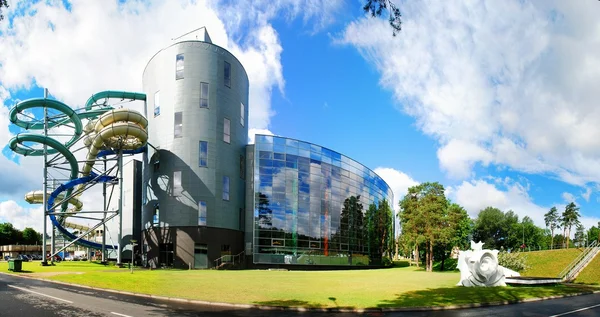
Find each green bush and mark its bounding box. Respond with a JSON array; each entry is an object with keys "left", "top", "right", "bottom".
[
  {"left": 393, "top": 260, "right": 410, "bottom": 268},
  {"left": 498, "top": 251, "right": 529, "bottom": 272},
  {"left": 382, "top": 257, "right": 393, "bottom": 267}
]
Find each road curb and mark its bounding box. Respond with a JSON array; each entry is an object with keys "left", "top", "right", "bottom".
[{"left": 1, "top": 271, "right": 599, "bottom": 313}]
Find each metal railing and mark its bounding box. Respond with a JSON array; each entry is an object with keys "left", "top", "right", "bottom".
[
  {"left": 214, "top": 250, "right": 245, "bottom": 269},
  {"left": 558, "top": 240, "right": 599, "bottom": 281}
]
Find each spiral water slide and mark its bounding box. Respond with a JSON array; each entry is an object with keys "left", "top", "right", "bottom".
[{"left": 9, "top": 91, "right": 147, "bottom": 250}]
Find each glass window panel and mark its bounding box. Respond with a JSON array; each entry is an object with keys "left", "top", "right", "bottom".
[
  {"left": 223, "top": 118, "right": 231, "bottom": 143},
  {"left": 173, "top": 171, "right": 182, "bottom": 195},
  {"left": 273, "top": 144, "right": 285, "bottom": 154},
  {"left": 240, "top": 155, "right": 245, "bottom": 179},
  {"left": 200, "top": 82, "right": 209, "bottom": 108},
  {"left": 222, "top": 176, "right": 230, "bottom": 201},
  {"left": 176, "top": 53, "right": 184, "bottom": 80},
  {"left": 274, "top": 153, "right": 285, "bottom": 160},
  {"left": 153, "top": 91, "right": 160, "bottom": 117},
  {"left": 240, "top": 102, "right": 245, "bottom": 126},
  {"left": 224, "top": 61, "right": 231, "bottom": 87},
  {"left": 286, "top": 139, "right": 299, "bottom": 148},
  {"left": 274, "top": 137, "right": 286, "bottom": 146},
  {"left": 199, "top": 141, "right": 208, "bottom": 167},
  {"left": 259, "top": 142, "right": 273, "bottom": 151},
  {"left": 198, "top": 201, "right": 207, "bottom": 225},
  {"left": 174, "top": 112, "right": 183, "bottom": 138}
]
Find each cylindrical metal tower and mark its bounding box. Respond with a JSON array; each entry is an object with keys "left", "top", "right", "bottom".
[{"left": 141, "top": 28, "right": 249, "bottom": 269}]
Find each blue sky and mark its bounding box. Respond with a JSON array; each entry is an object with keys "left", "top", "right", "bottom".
[{"left": 1, "top": 0, "right": 600, "bottom": 233}]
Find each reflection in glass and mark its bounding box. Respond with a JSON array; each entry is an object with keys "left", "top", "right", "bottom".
[
  {"left": 253, "top": 135, "right": 393, "bottom": 266},
  {"left": 222, "top": 176, "right": 230, "bottom": 201},
  {"left": 198, "top": 201, "right": 207, "bottom": 225},
  {"left": 176, "top": 53, "right": 184, "bottom": 79},
  {"left": 224, "top": 61, "right": 231, "bottom": 87},
  {"left": 199, "top": 141, "right": 208, "bottom": 167},
  {"left": 200, "top": 82, "right": 209, "bottom": 108},
  {"left": 174, "top": 112, "right": 183, "bottom": 138},
  {"left": 154, "top": 91, "right": 160, "bottom": 117}
]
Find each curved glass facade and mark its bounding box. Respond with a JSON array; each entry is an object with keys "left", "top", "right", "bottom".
[{"left": 252, "top": 135, "right": 394, "bottom": 266}]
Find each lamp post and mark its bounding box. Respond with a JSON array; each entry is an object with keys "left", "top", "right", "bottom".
[{"left": 130, "top": 240, "right": 137, "bottom": 274}]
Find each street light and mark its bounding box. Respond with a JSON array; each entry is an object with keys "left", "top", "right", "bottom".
[{"left": 130, "top": 239, "right": 138, "bottom": 274}]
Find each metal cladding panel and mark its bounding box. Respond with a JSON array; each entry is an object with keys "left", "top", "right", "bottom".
[{"left": 142, "top": 40, "right": 249, "bottom": 231}]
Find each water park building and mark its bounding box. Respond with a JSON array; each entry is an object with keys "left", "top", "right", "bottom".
[{"left": 8, "top": 28, "right": 393, "bottom": 269}]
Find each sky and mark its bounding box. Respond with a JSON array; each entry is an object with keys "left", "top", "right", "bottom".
[{"left": 1, "top": 0, "right": 600, "bottom": 237}]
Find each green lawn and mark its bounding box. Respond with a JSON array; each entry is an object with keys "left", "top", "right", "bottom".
[
  {"left": 521, "top": 249, "right": 581, "bottom": 277},
  {"left": 575, "top": 253, "right": 600, "bottom": 285},
  {"left": 1, "top": 261, "right": 597, "bottom": 308}
]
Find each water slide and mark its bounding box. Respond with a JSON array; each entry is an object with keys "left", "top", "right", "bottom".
[{"left": 8, "top": 91, "right": 147, "bottom": 250}]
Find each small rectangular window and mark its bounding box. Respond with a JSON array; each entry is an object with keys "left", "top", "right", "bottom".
[
  {"left": 154, "top": 91, "right": 160, "bottom": 117},
  {"left": 240, "top": 155, "right": 245, "bottom": 179},
  {"left": 173, "top": 171, "right": 182, "bottom": 195},
  {"left": 200, "top": 82, "right": 209, "bottom": 108},
  {"left": 199, "top": 141, "right": 208, "bottom": 167},
  {"left": 153, "top": 205, "right": 160, "bottom": 226},
  {"left": 222, "top": 176, "right": 230, "bottom": 201},
  {"left": 240, "top": 102, "right": 245, "bottom": 126},
  {"left": 223, "top": 118, "right": 230, "bottom": 144},
  {"left": 174, "top": 112, "right": 183, "bottom": 138},
  {"left": 198, "top": 201, "right": 207, "bottom": 226},
  {"left": 224, "top": 61, "right": 231, "bottom": 88},
  {"left": 176, "top": 53, "right": 184, "bottom": 80}
]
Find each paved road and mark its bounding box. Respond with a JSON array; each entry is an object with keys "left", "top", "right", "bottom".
[{"left": 0, "top": 273, "right": 599, "bottom": 316}]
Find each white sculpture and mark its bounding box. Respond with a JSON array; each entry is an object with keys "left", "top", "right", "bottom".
[{"left": 456, "top": 241, "right": 520, "bottom": 287}]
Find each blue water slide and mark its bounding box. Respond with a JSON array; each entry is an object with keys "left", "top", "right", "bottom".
[{"left": 47, "top": 174, "right": 117, "bottom": 250}]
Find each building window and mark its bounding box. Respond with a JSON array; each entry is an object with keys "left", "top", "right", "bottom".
[
  {"left": 240, "top": 102, "right": 245, "bottom": 126},
  {"left": 153, "top": 204, "right": 159, "bottom": 226},
  {"left": 174, "top": 112, "right": 182, "bottom": 138},
  {"left": 154, "top": 91, "right": 160, "bottom": 117},
  {"left": 223, "top": 118, "right": 230, "bottom": 144},
  {"left": 240, "top": 155, "right": 244, "bottom": 179},
  {"left": 159, "top": 243, "right": 174, "bottom": 267},
  {"left": 199, "top": 141, "right": 208, "bottom": 167},
  {"left": 176, "top": 53, "right": 184, "bottom": 80},
  {"left": 222, "top": 176, "right": 230, "bottom": 201},
  {"left": 224, "top": 61, "right": 231, "bottom": 88},
  {"left": 173, "top": 171, "right": 182, "bottom": 196},
  {"left": 198, "top": 201, "right": 207, "bottom": 226},
  {"left": 221, "top": 244, "right": 231, "bottom": 256},
  {"left": 200, "top": 82, "right": 209, "bottom": 108}
]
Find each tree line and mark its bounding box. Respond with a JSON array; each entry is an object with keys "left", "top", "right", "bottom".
[
  {"left": 397, "top": 182, "right": 600, "bottom": 272},
  {"left": 0, "top": 222, "right": 43, "bottom": 246}
]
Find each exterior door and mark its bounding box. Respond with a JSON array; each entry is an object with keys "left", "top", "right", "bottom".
[{"left": 194, "top": 244, "right": 208, "bottom": 269}]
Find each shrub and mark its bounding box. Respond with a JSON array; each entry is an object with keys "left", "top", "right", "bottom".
[
  {"left": 498, "top": 251, "right": 529, "bottom": 272},
  {"left": 382, "top": 257, "right": 393, "bottom": 267},
  {"left": 393, "top": 260, "right": 410, "bottom": 268}
]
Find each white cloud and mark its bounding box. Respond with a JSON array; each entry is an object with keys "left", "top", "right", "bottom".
[
  {"left": 449, "top": 179, "right": 548, "bottom": 227},
  {"left": 0, "top": 200, "right": 45, "bottom": 232},
  {"left": 581, "top": 187, "right": 592, "bottom": 202},
  {"left": 0, "top": 0, "right": 343, "bottom": 231},
  {"left": 373, "top": 167, "right": 418, "bottom": 210},
  {"left": 562, "top": 192, "right": 576, "bottom": 203},
  {"left": 339, "top": 1, "right": 600, "bottom": 188},
  {"left": 248, "top": 128, "right": 275, "bottom": 144}
]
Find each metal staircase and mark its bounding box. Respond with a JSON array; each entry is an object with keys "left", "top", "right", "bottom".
[
  {"left": 558, "top": 240, "right": 600, "bottom": 282},
  {"left": 214, "top": 250, "right": 245, "bottom": 269}
]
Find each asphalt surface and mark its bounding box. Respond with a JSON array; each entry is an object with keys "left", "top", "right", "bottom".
[{"left": 0, "top": 272, "right": 599, "bottom": 317}]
